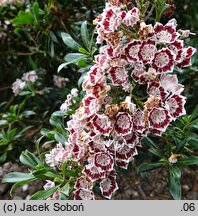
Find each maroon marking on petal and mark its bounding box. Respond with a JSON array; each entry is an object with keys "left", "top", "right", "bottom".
[
  {"left": 94, "top": 152, "right": 114, "bottom": 172},
  {"left": 114, "top": 112, "right": 133, "bottom": 135}
]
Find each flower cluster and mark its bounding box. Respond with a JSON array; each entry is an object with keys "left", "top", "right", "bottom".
[
  {"left": 60, "top": 88, "right": 79, "bottom": 112},
  {"left": 12, "top": 70, "right": 38, "bottom": 95},
  {"left": 45, "top": 2, "right": 196, "bottom": 199},
  {"left": 53, "top": 75, "right": 69, "bottom": 88}
]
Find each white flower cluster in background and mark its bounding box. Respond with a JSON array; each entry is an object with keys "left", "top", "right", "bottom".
[
  {"left": 12, "top": 71, "right": 38, "bottom": 95},
  {"left": 53, "top": 75, "right": 69, "bottom": 88},
  {"left": 0, "top": 0, "right": 24, "bottom": 7},
  {"left": 60, "top": 88, "right": 79, "bottom": 112}
]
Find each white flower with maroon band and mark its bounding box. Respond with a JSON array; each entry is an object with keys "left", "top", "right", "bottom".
[
  {"left": 87, "top": 66, "right": 104, "bottom": 86},
  {"left": 82, "top": 164, "right": 105, "bottom": 182},
  {"left": 115, "top": 159, "right": 129, "bottom": 169},
  {"left": 133, "top": 110, "right": 146, "bottom": 133},
  {"left": 168, "top": 40, "right": 184, "bottom": 62},
  {"left": 45, "top": 143, "right": 71, "bottom": 168},
  {"left": 95, "top": 53, "right": 111, "bottom": 70},
  {"left": 138, "top": 67, "right": 157, "bottom": 84},
  {"left": 88, "top": 138, "right": 107, "bottom": 153},
  {"left": 176, "top": 46, "right": 196, "bottom": 68},
  {"left": 100, "top": 5, "right": 120, "bottom": 32},
  {"left": 94, "top": 152, "right": 114, "bottom": 172},
  {"left": 125, "top": 40, "right": 142, "bottom": 62},
  {"left": 147, "top": 81, "right": 168, "bottom": 99},
  {"left": 92, "top": 114, "right": 113, "bottom": 136},
  {"left": 121, "top": 7, "right": 140, "bottom": 27},
  {"left": 82, "top": 96, "right": 101, "bottom": 116},
  {"left": 114, "top": 112, "right": 133, "bottom": 135},
  {"left": 154, "top": 19, "right": 179, "bottom": 43},
  {"left": 124, "top": 132, "right": 139, "bottom": 147},
  {"left": 72, "top": 144, "right": 86, "bottom": 161},
  {"left": 138, "top": 39, "right": 157, "bottom": 64},
  {"left": 131, "top": 61, "right": 146, "bottom": 82},
  {"left": 107, "top": 66, "right": 128, "bottom": 86},
  {"left": 99, "top": 175, "right": 119, "bottom": 199},
  {"left": 165, "top": 94, "right": 186, "bottom": 120},
  {"left": 116, "top": 144, "right": 137, "bottom": 162},
  {"left": 160, "top": 74, "right": 184, "bottom": 94},
  {"left": 74, "top": 188, "right": 95, "bottom": 200},
  {"left": 148, "top": 107, "right": 171, "bottom": 131},
  {"left": 153, "top": 48, "right": 175, "bottom": 73},
  {"left": 74, "top": 176, "right": 93, "bottom": 190},
  {"left": 86, "top": 83, "right": 110, "bottom": 99}
]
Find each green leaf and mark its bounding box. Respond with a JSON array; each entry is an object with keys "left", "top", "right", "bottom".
[
  {"left": 30, "top": 186, "right": 59, "bottom": 200},
  {"left": 11, "top": 11, "right": 34, "bottom": 25},
  {"left": 49, "top": 116, "right": 67, "bottom": 135},
  {"left": 142, "top": 136, "right": 158, "bottom": 149},
  {"left": 188, "top": 138, "right": 198, "bottom": 149},
  {"left": 176, "top": 139, "right": 187, "bottom": 153},
  {"left": 64, "top": 53, "right": 85, "bottom": 62},
  {"left": 40, "top": 128, "right": 55, "bottom": 139},
  {"left": 19, "top": 150, "right": 41, "bottom": 169},
  {"left": 78, "top": 73, "right": 87, "bottom": 88},
  {"left": 149, "top": 148, "right": 163, "bottom": 158},
  {"left": 177, "top": 156, "right": 198, "bottom": 166},
  {"left": 57, "top": 62, "right": 69, "bottom": 72},
  {"left": 52, "top": 111, "right": 66, "bottom": 117},
  {"left": 77, "top": 59, "right": 88, "bottom": 67},
  {"left": 190, "top": 105, "right": 198, "bottom": 121},
  {"left": 168, "top": 165, "right": 181, "bottom": 200},
  {"left": 61, "top": 183, "right": 70, "bottom": 196},
  {"left": 61, "top": 32, "right": 81, "bottom": 51},
  {"left": 21, "top": 110, "right": 36, "bottom": 117},
  {"left": 0, "top": 152, "right": 7, "bottom": 163},
  {"left": 0, "top": 120, "right": 8, "bottom": 126},
  {"left": 18, "top": 91, "right": 32, "bottom": 96},
  {"left": 79, "top": 47, "right": 90, "bottom": 55},
  {"left": 49, "top": 31, "right": 58, "bottom": 43},
  {"left": 62, "top": 169, "right": 76, "bottom": 177},
  {"left": 54, "top": 133, "right": 67, "bottom": 145},
  {"left": 50, "top": 41, "right": 55, "bottom": 57},
  {"left": 2, "top": 172, "right": 35, "bottom": 183},
  {"left": 81, "top": 21, "right": 91, "bottom": 51},
  {"left": 44, "top": 171, "right": 62, "bottom": 179},
  {"left": 10, "top": 179, "right": 35, "bottom": 196},
  {"left": 138, "top": 162, "right": 165, "bottom": 172},
  {"left": 33, "top": 2, "right": 39, "bottom": 23},
  {"left": 32, "top": 168, "right": 49, "bottom": 178}
]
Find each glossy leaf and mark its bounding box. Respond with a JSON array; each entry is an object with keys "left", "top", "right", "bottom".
[
  {"left": 81, "top": 21, "right": 91, "bottom": 50},
  {"left": 190, "top": 105, "right": 198, "bottom": 121},
  {"left": 177, "top": 156, "right": 198, "bottom": 166},
  {"left": 10, "top": 179, "right": 35, "bottom": 196},
  {"left": 2, "top": 172, "right": 35, "bottom": 183},
  {"left": 168, "top": 165, "right": 181, "bottom": 200},
  {"left": 30, "top": 186, "right": 59, "bottom": 200},
  {"left": 19, "top": 150, "right": 41, "bottom": 169},
  {"left": 138, "top": 162, "right": 165, "bottom": 172},
  {"left": 61, "top": 32, "right": 81, "bottom": 51}
]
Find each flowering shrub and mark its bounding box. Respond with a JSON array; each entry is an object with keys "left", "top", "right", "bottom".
[{"left": 2, "top": 0, "right": 198, "bottom": 200}]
